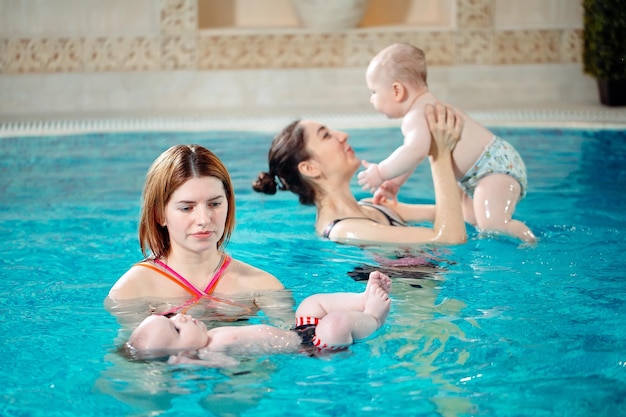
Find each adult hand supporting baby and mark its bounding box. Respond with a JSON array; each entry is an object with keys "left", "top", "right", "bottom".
[{"left": 372, "top": 181, "right": 400, "bottom": 205}]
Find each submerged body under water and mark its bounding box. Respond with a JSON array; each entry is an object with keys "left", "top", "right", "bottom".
[{"left": 1, "top": 126, "right": 625, "bottom": 416}]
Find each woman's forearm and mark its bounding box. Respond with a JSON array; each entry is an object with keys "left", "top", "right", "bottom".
[
  {"left": 430, "top": 153, "right": 466, "bottom": 244},
  {"left": 393, "top": 202, "right": 436, "bottom": 223}
]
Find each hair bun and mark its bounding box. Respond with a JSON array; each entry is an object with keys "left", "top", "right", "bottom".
[{"left": 252, "top": 172, "right": 277, "bottom": 195}]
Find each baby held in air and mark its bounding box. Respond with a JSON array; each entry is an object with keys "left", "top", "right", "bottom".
[{"left": 359, "top": 43, "right": 536, "bottom": 244}]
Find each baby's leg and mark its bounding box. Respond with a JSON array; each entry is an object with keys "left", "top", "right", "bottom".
[
  {"left": 473, "top": 174, "right": 536, "bottom": 243},
  {"left": 363, "top": 284, "right": 391, "bottom": 330},
  {"left": 313, "top": 284, "right": 391, "bottom": 349},
  {"left": 295, "top": 271, "right": 391, "bottom": 322},
  {"left": 460, "top": 188, "right": 477, "bottom": 225}
]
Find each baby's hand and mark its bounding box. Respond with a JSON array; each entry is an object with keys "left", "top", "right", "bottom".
[
  {"left": 167, "top": 353, "right": 196, "bottom": 365},
  {"left": 168, "top": 351, "right": 240, "bottom": 368},
  {"left": 358, "top": 161, "right": 384, "bottom": 192},
  {"left": 373, "top": 181, "right": 399, "bottom": 205},
  {"left": 197, "top": 350, "right": 240, "bottom": 368}
]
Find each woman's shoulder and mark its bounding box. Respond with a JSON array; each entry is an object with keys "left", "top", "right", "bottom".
[
  {"left": 322, "top": 210, "right": 435, "bottom": 245},
  {"left": 358, "top": 201, "right": 406, "bottom": 226},
  {"left": 323, "top": 217, "right": 387, "bottom": 243},
  {"left": 319, "top": 201, "right": 406, "bottom": 239},
  {"left": 227, "top": 258, "right": 284, "bottom": 290},
  {"left": 108, "top": 261, "right": 158, "bottom": 299}
]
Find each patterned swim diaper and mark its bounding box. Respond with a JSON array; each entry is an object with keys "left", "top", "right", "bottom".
[{"left": 458, "top": 136, "right": 527, "bottom": 199}]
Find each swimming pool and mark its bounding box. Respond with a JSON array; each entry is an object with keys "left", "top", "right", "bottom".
[{"left": 1, "top": 124, "right": 625, "bottom": 416}]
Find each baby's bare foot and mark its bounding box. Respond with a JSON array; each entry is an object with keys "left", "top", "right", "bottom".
[
  {"left": 365, "top": 271, "right": 391, "bottom": 296},
  {"left": 364, "top": 284, "right": 391, "bottom": 328}
]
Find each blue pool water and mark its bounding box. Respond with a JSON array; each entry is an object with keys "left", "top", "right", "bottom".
[{"left": 1, "top": 125, "right": 625, "bottom": 416}]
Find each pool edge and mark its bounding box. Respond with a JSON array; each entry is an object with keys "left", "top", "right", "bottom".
[{"left": 1, "top": 108, "right": 625, "bottom": 137}]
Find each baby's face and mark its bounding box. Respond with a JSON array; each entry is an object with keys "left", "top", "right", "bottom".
[
  {"left": 131, "top": 313, "right": 209, "bottom": 353},
  {"left": 365, "top": 63, "right": 399, "bottom": 119}
]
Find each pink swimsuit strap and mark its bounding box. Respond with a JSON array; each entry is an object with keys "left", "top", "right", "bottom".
[
  {"left": 134, "top": 261, "right": 203, "bottom": 297},
  {"left": 204, "top": 255, "right": 232, "bottom": 294},
  {"left": 153, "top": 254, "right": 232, "bottom": 296},
  {"left": 137, "top": 254, "right": 239, "bottom": 317},
  {"left": 152, "top": 258, "right": 206, "bottom": 297}
]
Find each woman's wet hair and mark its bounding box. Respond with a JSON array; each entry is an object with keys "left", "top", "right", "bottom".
[
  {"left": 252, "top": 171, "right": 279, "bottom": 195},
  {"left": 140, "top": 144, "right": 236, "bottom": 258},
  {"left": 252, "top": 120, "right": 318, "bottom": 206}
]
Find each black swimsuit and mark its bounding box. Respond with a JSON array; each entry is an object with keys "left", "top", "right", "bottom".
[
  {"left": 322, "top": 201, "right": 407, "bottom": 239},
  {"left": 294, "top": 324, "right": 317, "bottom": 347}
]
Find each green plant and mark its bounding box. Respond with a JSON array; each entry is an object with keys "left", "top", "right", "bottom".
[{"left": 583, "top": 0, "right": 626, "bottom": 81}]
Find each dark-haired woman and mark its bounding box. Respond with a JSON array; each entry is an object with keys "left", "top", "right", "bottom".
[{"left": 253, "top": 103, "right": 467, "bottom": 247}]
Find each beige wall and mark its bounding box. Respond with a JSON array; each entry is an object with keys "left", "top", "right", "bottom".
[{"left": 0, "top": 0, "right": 597, "bottom": 118}]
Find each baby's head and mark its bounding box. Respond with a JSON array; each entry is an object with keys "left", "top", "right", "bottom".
[
  {"left": 124, "top": 313, "right": 210, "bottom": 360},
  {"left": 367, "top": 43, "right": 428, "bottom": 90}
]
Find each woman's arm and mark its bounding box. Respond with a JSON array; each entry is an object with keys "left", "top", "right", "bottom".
[
  {"left": 426, "top": 103, "right": 466, "bottom": 244},
  {"left": 391, "top": 202, "right": 437, "bottom": 223},
  {"left": 362, "top": 197, "right": 436, "bottom": 223},
  {"left": 328, "top": 103, "right": 466, "bottom": 246},
  {"left": 228, "top": 260, "right": 295, "bottom": 326},
  {"left": 253, "top": 290, "right": 297, "bottom": 327}
]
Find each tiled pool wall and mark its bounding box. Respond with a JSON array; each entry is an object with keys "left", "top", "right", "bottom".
[{"left": 0, "top": 0, "right": 618, "bottom": 121}]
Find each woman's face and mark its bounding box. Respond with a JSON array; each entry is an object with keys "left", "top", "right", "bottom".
[
  {"left": 300, "top": 120, "right": 361, "bottom": 179},
  {"left": 163, "top": 176, "right": 228, "bottom": 255},
  {"left": 132, "top": 314, "right": 209, "bottom": 352}
]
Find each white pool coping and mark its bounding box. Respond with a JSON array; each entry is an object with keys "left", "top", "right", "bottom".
[{"left": 1, "top": 107, "right": 625, "bottom": 137}]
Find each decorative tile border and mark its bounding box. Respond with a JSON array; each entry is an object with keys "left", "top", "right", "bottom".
[
  {"left": 160, "top": 0, "right": 198, "bottom": 34},
  {"left": 0, "top": 0, "right": 583, "bottom": 74},
  {"left": 562, "top": 29, "right": 583, "bottom": 64},
  {"left": 84, "top": 37, "right": 161, "bottom": 72},
  {"left": 0, "top": 28, "right": 582, "bottom": 73},
  {"left": 4, "top": 38, "right": 83, "bottom": 73},
  {"left": 457, "top": 0, "right": 493, "bottom": 29},
  {"left": 494, "top": 30, "right": 562, "bottom": 65},
  {"left": 161, "top": 35, "right": 197, "bottom": 70},
  {"left": 454, "top": 30, "right": 493, "bottom": 65}
]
